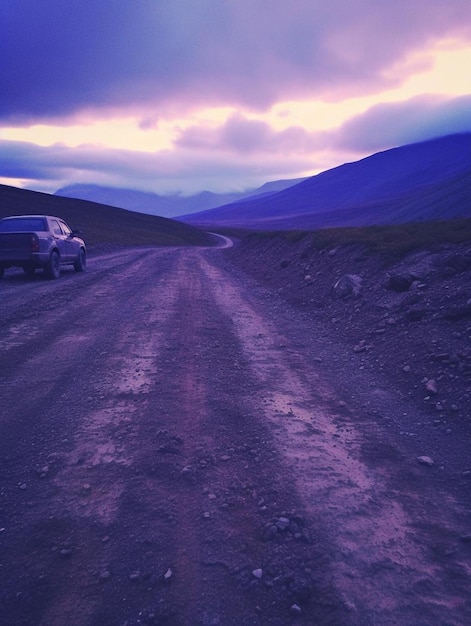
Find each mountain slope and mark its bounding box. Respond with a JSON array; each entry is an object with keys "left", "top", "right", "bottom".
[
  {"left": 180, "top": 133, "right": 471, "bottom": 229},
  {"left": 0, "top": 184, "right": 214, "bottom": 247},
  {"left": 55, "top": 185, "right": 247, "bottom": 218},
  {"left": 55, "top": 178, "right": 306, "bottom": 218}
]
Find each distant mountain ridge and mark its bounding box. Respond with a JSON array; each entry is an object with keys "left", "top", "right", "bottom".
[
  {"left": 179, "top": 133, "right": 471, "bottom": 230},
  {"left": 54, "top": 178, "right": 307, "bottom": 218}
]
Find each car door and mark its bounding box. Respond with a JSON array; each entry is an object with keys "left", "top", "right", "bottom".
[
  {"left": 59, "top": 220, "right": 78, "bottom": 261},
  {"left": 50, "top": 218, "right": 71, "bottom": 262}
]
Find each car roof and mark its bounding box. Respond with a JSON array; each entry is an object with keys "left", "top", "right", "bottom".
[{"left": 1, "top": 215, "right": 64, "bottom": 220}]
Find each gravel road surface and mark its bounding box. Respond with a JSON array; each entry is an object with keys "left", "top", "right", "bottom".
[{"left": 1, "top": 246, "right": 470, "bottom": 625}]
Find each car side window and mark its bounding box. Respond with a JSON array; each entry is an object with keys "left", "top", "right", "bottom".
[
  {"left": 60, "top": 221, "right": 71, "bottom": 236},
  {"left": 51, "top": 220, "right": 63, "bottom": 236}
]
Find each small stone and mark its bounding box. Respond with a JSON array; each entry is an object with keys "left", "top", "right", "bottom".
[
  {"left": 333, "top": 274, "right": 362, "bottom": 298},
  {"left": 386, "top": 274, "right": 414, "bottom": 292},
  {"left": 263, "top": 525, "right": 278, "bottom": 541},
  {"left": 403, "top": 365, "right": 411, "bottom": 373},
  {"left": 100, "top": 570, "right": 111, "bottom": 581},
  {"left": 164, "top": 568, "right": 173, "bottom": 581},
  {"left": 291, "top": 604, "right": 302, "bottom": 615},
  {"left": 36, "top": 465, "right": 50, "bottom": 477},
  {"left": 203, "top": 511, "right": 211, "bottom": 519},
  {"left": 252, "top": 569, "right": 263, "bottom": 579},
  {"left": 220, "top": 455, "right": 231, "bottom": 462},
  {"left": 425, "top": 380, "right": 438, "bottom": 394},
  {"left": 276, "top": 517, "right": 290, "bottom": 531},
  {"left": 417, "top": 456, "right": 434, "bottom": 466},
  {"left": 60, "top": 548, "right": 72, "bottom": 558},
  {"left": 129, "top": 571, "right": 140, "bottom": 581}
]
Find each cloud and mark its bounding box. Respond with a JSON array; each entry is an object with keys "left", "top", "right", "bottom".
[
  {"left": 2, "top": 0, "right": 471, "bottom": 124},
  {"left": 175, "top": 113, "right": 323, "bottom": 154},
  {"left": 2, "top": 91, "right": 470, "bottom": 196},
  {"left": 0, "top": 139, "right": 314, "bottom": 195},
  {"left": 176, "top": 94, "right": 471, "bottom": 163},
  {"left": 335, "top": 94, "right": 471, "bottom": 152}
]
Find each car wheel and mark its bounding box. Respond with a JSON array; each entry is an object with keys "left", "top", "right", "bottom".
[
  {"left": 45, "top": 250, "right": 61, "bottom": 279},
  {"left": 74, "top": 248, "right": 86, "bottom": 272}
]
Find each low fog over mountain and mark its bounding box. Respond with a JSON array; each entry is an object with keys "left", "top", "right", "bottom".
[{"left": 55, "top": 178, "right": 307, "bottom": 219}]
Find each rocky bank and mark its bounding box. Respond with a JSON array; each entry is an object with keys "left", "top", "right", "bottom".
[{"left": 226, "top": 232, "right": 471, "bottom": 453}]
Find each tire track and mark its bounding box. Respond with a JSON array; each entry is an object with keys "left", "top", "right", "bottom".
[
  {"left": 201, "top": 254, "right": 471, "bottom": 625},
  {"left": 2, "top": 247, "right": 470, "bottom": 625}
]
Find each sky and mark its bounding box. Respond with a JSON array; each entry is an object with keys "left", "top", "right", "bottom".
[{"left": 1, "top": 0, "right": 471, "bottom": 197}]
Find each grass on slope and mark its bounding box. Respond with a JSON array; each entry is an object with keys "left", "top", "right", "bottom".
[
  {"left": 0, "top": 184, "right": 213, "bottom": 248},
  {"left": 227, "top": 217, "right": 471, "bottom": 261}
]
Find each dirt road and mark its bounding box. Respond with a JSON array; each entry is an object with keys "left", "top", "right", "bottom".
[{"left": 1, "top": 246, "right": 470, "bottom": 625}]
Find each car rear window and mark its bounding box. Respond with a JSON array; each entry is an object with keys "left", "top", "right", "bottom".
[{"left": 0, "top": 218, "right": 48, "bottom": 232}]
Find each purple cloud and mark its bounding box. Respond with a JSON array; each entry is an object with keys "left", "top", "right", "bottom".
[
  {"left": 1, "top": 1, "right": 471, "bottom": 124},
  {"left": 0, "top": 139, "right": 313, "bottom": 194},
  {"left": 2, "top": 92, "right": 470, "bottom": 196},
  {"left": 335, "top": 94, "right": 471, "bottom": 152},
  {"left": 175, "top": 114, "right": 322, "bottom": 154}
]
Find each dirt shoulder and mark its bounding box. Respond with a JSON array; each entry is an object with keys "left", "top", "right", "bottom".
[
  {"left": 225, "top": 233, "right": 471, "bottom": 472},
  {"left": 1, "top": 245, "right": 471, "bottom": 625}
]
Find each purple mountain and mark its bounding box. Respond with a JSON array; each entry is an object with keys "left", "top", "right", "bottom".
[{"left": 179, "top": 133, "right": 471, "bottom": 230}]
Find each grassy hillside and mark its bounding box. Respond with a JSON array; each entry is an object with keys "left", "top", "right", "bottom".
[
  {"left": 233, "top": 217, "right": 471, "bottom": 263},
  {"left": 0, "top": 184, "right": 213, "bottom": 248}
]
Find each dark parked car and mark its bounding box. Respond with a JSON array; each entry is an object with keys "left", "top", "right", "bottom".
[{"left": 0, "top": 215, "right": 86, "bottom": 279}]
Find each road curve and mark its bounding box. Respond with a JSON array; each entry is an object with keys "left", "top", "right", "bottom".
[{"left": 207, "top": 232, "right": 234, "bottom": 248}]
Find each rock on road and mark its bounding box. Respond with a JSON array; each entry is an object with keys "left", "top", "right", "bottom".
[{"left": 1, "top": 246, "right": 470, "bottom": 625}]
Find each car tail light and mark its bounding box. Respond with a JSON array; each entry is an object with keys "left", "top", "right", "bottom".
[{"left": 30, "top": 234, "right": 39, "bottom": 252}]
